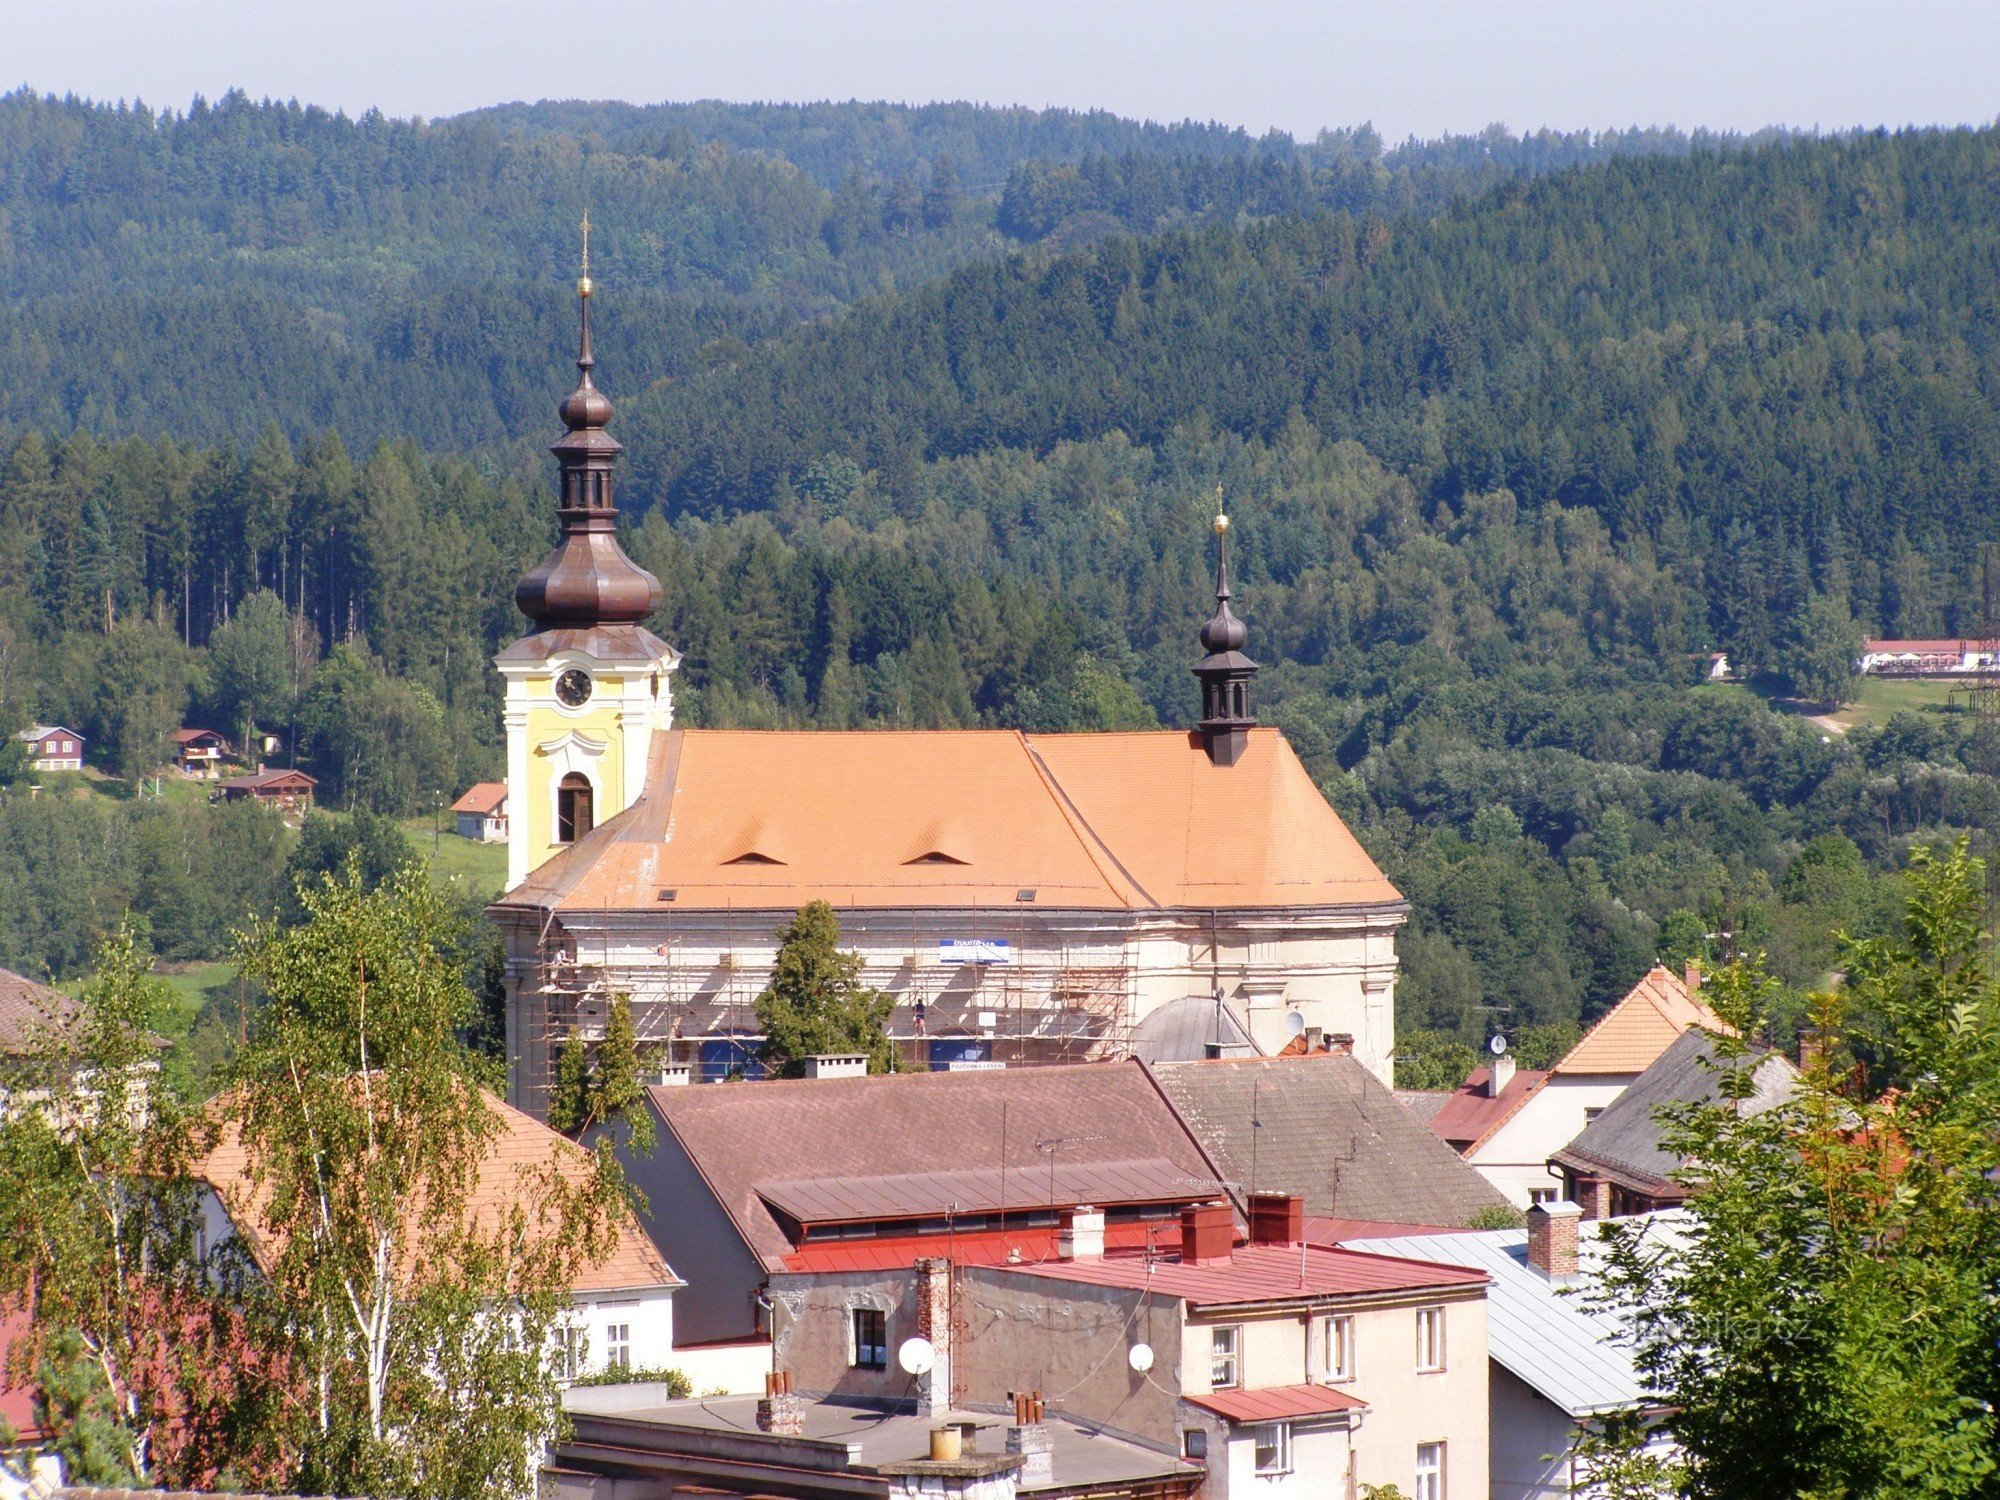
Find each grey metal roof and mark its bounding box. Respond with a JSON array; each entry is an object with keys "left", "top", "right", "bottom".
[
  {"left": 757, "top": 1157, "right": 1220, "bottom": 1225},
  {"left": 1148, "top": 1054, "right": 1511, "bottom": 1225},
  {"left": 1347, "top": 1217, "right": 1686, "bottom": 1418},
  {"left": 1128, "top": 995, "right": 1258, "bottom": 1064},
  {"left": 1551, "top": 1031, "right": 1798, "bottom": 1194}
]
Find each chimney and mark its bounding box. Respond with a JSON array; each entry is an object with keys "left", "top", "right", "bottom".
[
  {"left": 653, "top": 1061, "right": 692, "bottom": 1087},
  {"left": 1525, "top": 1200, "right": 1582, "bottom": 1281},
  {"left": 757, "top": 1370, "right": 804, "bottom": 1435},
  {"left": 803, "top": 1053, "right": 869, "bottom": 1080},
  {"left": 1006, "top": 1393, "right": 1053, "bottom": 1485},
  {"left": 1796, "top": 1026, "right": 1824, "bottom": 1073},
  {"left": 1489, "top": 1052, "right": 1516, "bottom": 1097},
  {"left": 1180, "top": 1200, "right": 1235, "bottom": 1265},
  {"left": 1303, "top": 1025, "right": 1324, "bottom": 1053},
  {"left": 1059, "top": 1205, "right": 1105, "bottom": 1261},
  {"left": 1325, "top": 1032, "right": 1354, "bottom": 1055},
  {"left": 1683, "top": 959, "right": 1702, "bottom": 994},
  {"left": 1246, "top": 1193, "right": 1303, "bottom": 1247},
  {"left": 914, "top": 1257, "right": 954, "bottom": 1417}
]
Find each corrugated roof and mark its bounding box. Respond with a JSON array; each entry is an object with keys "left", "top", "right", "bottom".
[
  {"left": 452, "top": 781, "right": 509, "bottom": 815},
  {"left": 1346, "top": 1219, "right": 1688, "bottom": 1417},
  {"left": 1424, "top": 1067, "right": 1550, "bottom": 1153},
  {"left": 1010, "top": 1242, "right": 1487, "bottom": 1307},
  {"left": 1555, "top": 967, "right": 1731, "bottom": 1077},
  {"left": 1551, "top": 1031, "right": 1799, "bottom": 1196},
  {"left": 758, "top": 1158, "right": 1218, "bottom": 1225},
  {"left": 500, "top": 727, "right": 1402, "bottom": 912},
  {"left": 647, "top": 1060, "right": 1226, "bottom": 1271},
  {"left": 0, "top": 964, "right": 74, "bottom": 1053},
  {"left": 1148, "top": 1054, "right": 1511, "bottom": 1225},
  {"left": 1186, "top": 1383, "right": 1368, "bottom": 1423},
  {"left": 196, "top": 1088, "right": 678, "bottom": 1294}
]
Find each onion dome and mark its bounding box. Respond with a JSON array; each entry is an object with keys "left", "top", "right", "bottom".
[{"left": 1193, "top": 509, "right": 1257, "bottom": 766}]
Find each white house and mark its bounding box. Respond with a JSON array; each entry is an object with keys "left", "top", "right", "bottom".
[
  {"left": 1420, "top": 966, "right": 1728, "bottom": 1208},
  {"left": 1352, "top": 1205, "right": 1686, "bottom": 1500},
  {"left": 453, "top": 782, "right": 511, "bottom": 843}
]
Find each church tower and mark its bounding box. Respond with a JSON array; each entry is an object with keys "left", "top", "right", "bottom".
[
  {"left": 1193, "top": 508, "right": 1257, "bottom": 765},
  {"left": 496, "top": 224, "right": 679, "bottom": 890}
]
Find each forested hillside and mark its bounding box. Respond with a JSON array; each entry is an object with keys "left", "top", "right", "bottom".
[{"left": 1, "top": 101, "right": 1996, "bottom": 1057}]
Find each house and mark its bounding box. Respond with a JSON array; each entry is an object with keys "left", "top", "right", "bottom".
[
  {"left": 1551, "top": 1029, "right": 1799, "bottom": 1219},
  {"left": 195, "top": 1088, "right": 684, "bottom": 1381},
  {"left": 553, "top": 1383, "right": 1202, "bottom": 1500},
  {"left": 486, "top": 277, "right": 1410, "bottom": 1121},
  {"left": 453, "top": 782, "right": 510, "bottom": 842},
  {"left": 0, "top": 966, "right": 74, "bottom": 1062},
  {"left": 1858, "top": 638, "right": 1990, "bottom": 676},
  {"left": 1351, "top": 1205, "right": 1684, "bottom": 1500},
  {"left": 1422, "top": 966, "right": 1729, "bottom": 1207},
  {"left": 615, "top": 1060, "right": 1230, "bottom": 1346},
  {"left": 171, "top": 728, "right": 232, "bottom": 778},
  {"left": 1146, "top": 1052, "right": 1511, "bottom": 1231},
  {"left": 14, "top": 726, "right": 83, "bottom": 773},
  {"left": 215, "top": 767, "right": 317, "bottom": 814}
]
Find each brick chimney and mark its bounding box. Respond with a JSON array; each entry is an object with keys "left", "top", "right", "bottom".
[
  {"left": 756, "top": 1369, "right": 804, "bottom": 1435},
  {"left": 1489, "top": 1052, "right": 1516, "bottom": 1097},
  {"left": 1180, "top": 1201, "right": 1235, "bottom": 1265},
  {"left": 1796, "top": 1025, "right": 1824, "bottom": 1072},
  {"left": 1246, "top": 1193, "right": 1303, "bottom": 1247},
  {"left": 1683, "top": 959, "right": 1702, "bottom": 994},
  {"left": 1059, "top": 1205, "right": 1105, "bottom": 1261},
  {"left": 1006, "top": 1392, "right": 1053, "bottom": 1485},
  {"left": 914, "top": 1257, "right": 954, "bottom": 1417},
  {"left": 1525, "top": 1200, "right": 1582, "bottom": 1281}
]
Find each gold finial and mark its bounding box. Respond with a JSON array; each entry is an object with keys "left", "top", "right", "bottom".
[
  {"left": 1213, "top": 484, "right": 1229, "bottom": 534},
  {"left": 578, "top": 210, "right": 594, "bottom": 299}
]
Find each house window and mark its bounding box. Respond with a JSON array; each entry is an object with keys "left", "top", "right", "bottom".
[
  {"left": 1209, "top": 1325, "right": 1241, "bottom": 1389},
  {"left": 1583, "top": 1106, "right": 1605, "bottom": 1124},
  {"left": 1251, "top": 1422, "right": 1291, "bottom": 1477},
  {"left": 852, "top": 1308, "right": 888, "bottom": 1370},
  {"left": 1416, "top": 1306, "right": 1447, "bottom": 1372},
  {"left": 1321, "top": 1314, "right": 1355, "bottom": 1382},
  {"left": 559, "top": 1325, "right": 584, "bottom": 1381},
  {"left": 1415, "top": 1441, "right": 1445, "bottom": 1500},
  {"left": 557, "top": 773, "right": 594, "bottom": 843},
  {"left": 605, "top": 1322, "right": 631, "bottom": 1370},
  {"left": 1529, "top": 1187, "right": 1559, "bottom": 1206},
  {"left": 1183, "top": 1429, "right": 1207, "bottom": 1461}
]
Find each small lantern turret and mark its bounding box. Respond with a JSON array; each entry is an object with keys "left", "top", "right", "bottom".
[{"left": 1193, "top": 505, "right": 1257, "bottom": 766}]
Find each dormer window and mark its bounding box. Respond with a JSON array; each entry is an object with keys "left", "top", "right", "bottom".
[{"left": 905, "top": 851, "right": 970, "bottom": 866}]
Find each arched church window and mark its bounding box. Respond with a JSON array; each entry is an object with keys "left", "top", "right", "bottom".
[{"left": 557, "top": 773, "right": 594, "bottom": 844}]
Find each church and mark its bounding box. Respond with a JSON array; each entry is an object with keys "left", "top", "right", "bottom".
[{"left": 490, "top": 265, "right": 1408, "bottom": 1120}]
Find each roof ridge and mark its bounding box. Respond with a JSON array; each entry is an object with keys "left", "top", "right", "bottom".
[{"left": 1017, "top": 732, "right": 1157, "bottom": 909}]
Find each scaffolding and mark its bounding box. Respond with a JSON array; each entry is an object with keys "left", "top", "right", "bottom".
[{"left": 1956, "top": 545, "right": 2000, "bottom": 722}]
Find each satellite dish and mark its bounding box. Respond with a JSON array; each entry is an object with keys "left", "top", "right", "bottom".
[
  {"left": 1128, "top": 1342, "right": 1155, "bottom": 1374},
  {"left": 1284, "top": 1011, "right": 1306, "bottom": 1038},
  {"left": 1489, "top": 1034, "right": 1508, "bottom": 1056},
  {"left": 898, "top": 1337, "right": 936, "bottom": 1376}
]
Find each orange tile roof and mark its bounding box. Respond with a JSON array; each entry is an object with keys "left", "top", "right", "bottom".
[
  {"left": 452, "top": 781, "right": 509, "bottom": 815},
  {"left": 1553, "top": 965, "right": 1732, "bottom": 1077},
  {"left": 502, "top": 727, "right": 1400, "bottom": 913},
  {"left": 195, "top": 1087, "right": 677, "bottom": 1294},
  {"left": 1425, "top": 1066, "right": 1551, "bottom": 1154}
]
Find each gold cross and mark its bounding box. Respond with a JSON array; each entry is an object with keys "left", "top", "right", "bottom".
[{"left": 580, "top": 210, "right": 591, "bottom": 276}]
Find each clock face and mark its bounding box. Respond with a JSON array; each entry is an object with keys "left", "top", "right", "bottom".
[{"left": 554, "top": 668, "right": 593, "bottom": 708}]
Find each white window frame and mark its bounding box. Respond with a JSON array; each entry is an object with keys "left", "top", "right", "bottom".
[
  {"left": 1415, "top": 1440, "right": 1445, "bottom": 1500},
  {"left": 852, "top": 1306, "right": 888, "bottom": 1370},
  {"left": 1251, "top": 1421, "right": 1292, "bottom": 1477},
  {"left": 1416, "top": 1305, "right": 1447, "bottom": 1373},
  {"left": 1321, "top": 1313, "right": 1355, "bottom": 1382},
  {"left": 605, "top": 1321, "right": 631, "bottom": 1370},
  {"left": 1529, "top": 1186, "right": 1559, "bottom": 1206},
  {"left": 1209, "top": 1324, "right": 1241, "bottom": 1389}
]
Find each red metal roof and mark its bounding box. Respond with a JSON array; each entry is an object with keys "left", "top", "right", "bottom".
[
  {"left": 758, "top": 1157, "right": 1218, "bottom": 1225},
  {"left": 1009, "top": 1242, "right": 1488, "bottom": 1307},
  {"left": 1302, "top": 1216, "right": 1487, "bottom": 1245},
  {"left": 1425, "top": 1067, "right": 1549, "bottom": 1153},
  {"left": 778, "top": 1219, "right": 1173, "bottom": 1273},
  {"left": 1186, "top": 1383, "right": 1368, "bottom": 1424}
]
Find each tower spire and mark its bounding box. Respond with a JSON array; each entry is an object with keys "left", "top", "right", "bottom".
[
  {"left": 512, "top": 227, "right": 663, "bottom": 629},
  {"left": 1193, "top": 491, "right": 1256, "bottom": 765}
]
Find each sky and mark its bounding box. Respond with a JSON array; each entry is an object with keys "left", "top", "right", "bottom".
[{"left": 5, "top": 0, "right": 1998, "bottom": 141}]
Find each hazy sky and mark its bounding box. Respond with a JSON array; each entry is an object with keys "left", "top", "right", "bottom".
[{"left": 7, "top": 0, "right": 1997, "bottom": 141}]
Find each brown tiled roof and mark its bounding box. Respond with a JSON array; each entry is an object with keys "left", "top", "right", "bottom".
[
  {"left": 646, "top": 1060, "right": 1225, "bottom": 1271},
  {"left": 171, "top": 728, "right": 226, "bottom": 746},
  {"left": 219, "top": 768, "right": 318, "bottom": 792},
  {"left": 452, "top": 781, "right": 509, "bottom": 815},
  {"left": 499, "top": 727, "right": 1401, "bottom": 913},
  {"left": 1010, "top": 1241, "right": 1488, "bottom": 1306},
  {"left": 196, "top": 1088, "right": 677, "bottom": 1294},
  {"left": 0, "top": 963, "right": 74, "bottom": 1053},
  {"left": 1554, "top": 965, "right": 1730, "bottom": 1077},
  {"left": 1187, "top": 1383, "right": 1369, "bottom": 1423},
  {"left": 1425, "top": 1067, "right": 1551, "bottom": 1154},
  {"left": 1147, "top": 1054, "right": 1511, "bottom": 1226}
]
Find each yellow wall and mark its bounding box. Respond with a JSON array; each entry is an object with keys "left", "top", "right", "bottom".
[{"left": 519, "top": 675, "right": 630, "bottom": 873}]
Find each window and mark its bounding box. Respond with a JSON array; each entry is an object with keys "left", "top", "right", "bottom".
[
  {"left": 1583, "top": 1106, "right": 1606, "bottom": 1124},
  {"left": 1251, "top": 1422, "right": 1291, "bottom": 1477},
  {"left": 1182, "top": 1429, "right": 1207, "bottom": 1461},
  {"left": 1415, "top": 1441, "right": 1445, "bottom": 1500},
  {"left": 1209, "top": 1325, "right": 1241, "bottom": 1389},
  {"left": 556, "top": 773, "right": 594, "bottom": 843},
  {"left": 852, "top": 1308, "right": 888, "bottom": 1370},
  {"left": 1321, "top": 1314, "right": 1355, "bottom": 1382},
  {"left": 1529, "top": 1186, "right": 1560, "bottom": 1206},
  {"left": 559, "top": 1325, "right": 584, "bottom": 1381},
  {"left": 1416, "top": 1306, "right": 1447, "bottom": 1372},
  {"left": 605, "top": 1322, "right": 630, "bottom": 1370}
]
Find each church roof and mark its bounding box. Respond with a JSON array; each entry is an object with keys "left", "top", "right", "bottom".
[{"left": 496, "top": 725, "right": 1401, "bottom": 914}]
